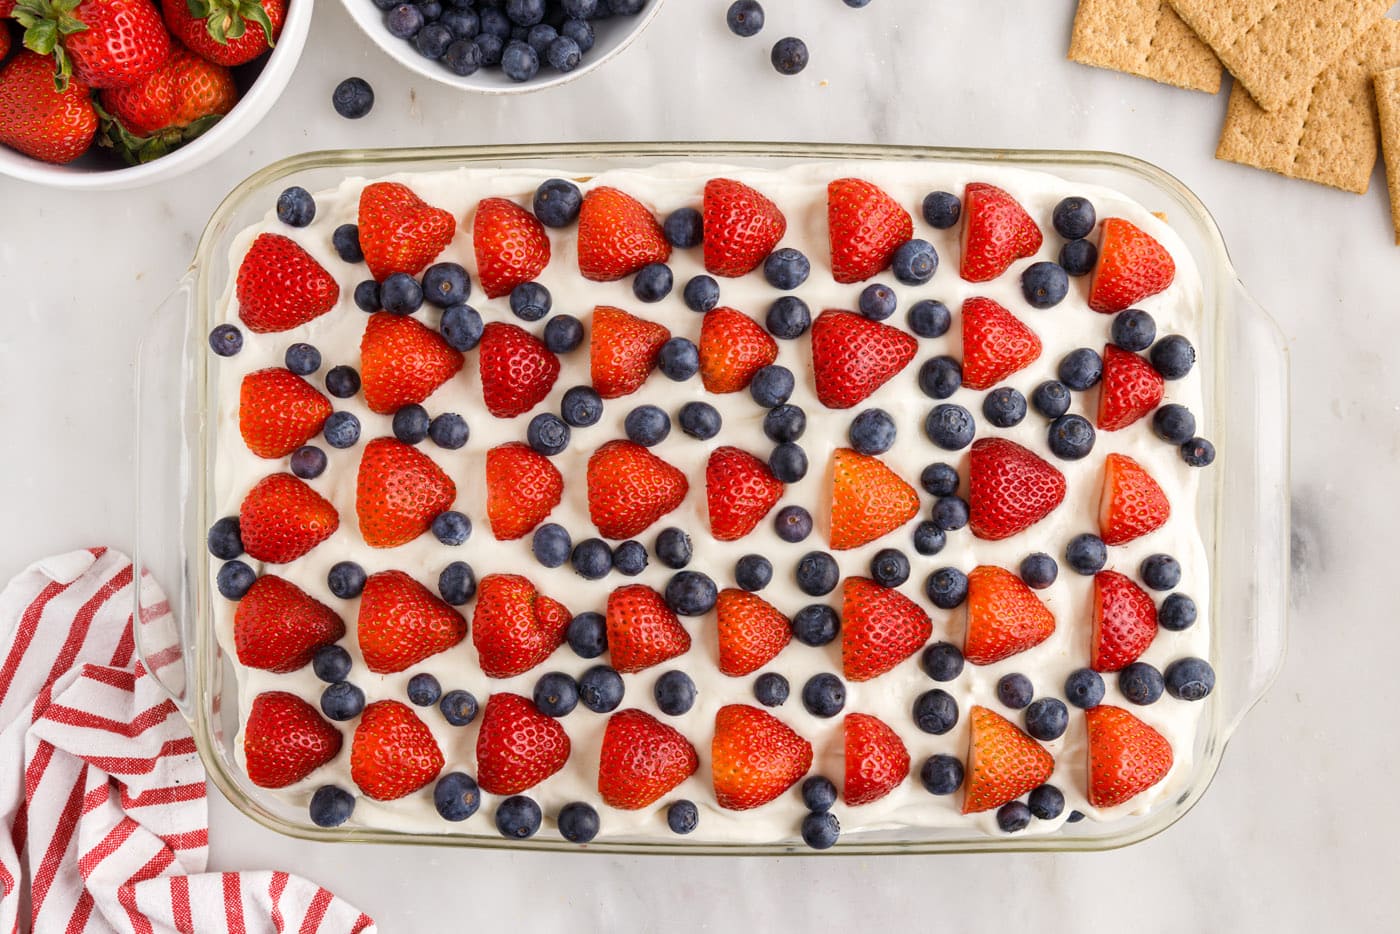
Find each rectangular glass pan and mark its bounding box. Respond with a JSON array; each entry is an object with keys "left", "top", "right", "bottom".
[{"left": 133, "top": 142, "right": 1289, "bottom": 854}]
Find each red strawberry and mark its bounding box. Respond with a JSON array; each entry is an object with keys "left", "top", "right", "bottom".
[
  {"left": 1097, "top": 345, "right": 1164, "bottom": 431},
  {"left": 243, "top": 691, "right": 342, "bottom": 789},
  {"left": 841, "top": 577, "right": 931, "bottom": 682},
  {"left": 472, "top": 573, "right": 571, "bottom": 678},
  {"left": 589, "top": 305, "right": 670, "bottom": 399},
  {"left": 1091, "top": 571, "right": 1157, "bottom": 672},
  {"left": 350, "top": 700, "right": 444, "bottom": 801},
  {"left": 236, "top": 233, "right": 340, "bottom": 334},
  {"left": 716, "top": 589, "right": 790, "bottom": 677},
  {"left": 358, "top": 570, "right": 467, "bottom": 674},
  {"left": 479, "top": 321, "right": 560, "bottom": 418},
  {"left": 597, "top": 708, "right": 698, "bottom": 810},
  {"left": 98, "top": 44, "right": 236, "bottom": 163},
  {"left": 605, "top": 584, "right": 690, "bottom": 674},
  {"left": 233, "top": 575, "right": 343, "bottom": 674},
  {"left": 968, "top": 438, "right": 1066, "bottom": 541},
  {"left": 356, "top": 438, "right": 456, "bottom": 549},
  {"left": 699, "top": 307, "right": 778, "bottom": 394},
  {"left": 359, "top": 312, "right": 464, "bottom": 415},
  {"left": 238, "top": 368, "right": 332, "bottom": 459},
  {"left": 1088, "top": 218, "right": 1175, "bottom": 314},
  {"left": 475, "top": 692, "right": 571, "bottom": 795},
  {"left": 711, "top": 704, "right": 812, "bottom": 811},
  {"left": 586, "top": 440, "right": 687, "bottom": 540},
  {"left": 809, "top": 309, "right": 917, "bottom": 409},
  {"left": 486, "top": 442, "right": 563, "bottom": 540},
  {"left": 963, "top": 566, "right": 1055, "bottom": 665},
  {"left": 959, "top": 182, "right": 1043, "bottom": 283},
  {"left": 827, "top": 177, "right": 912, "bottom": 284},
  {"left": 473, "top": 196, "right": 551, "bottom": 298},
  {"left": 962, "top": 705, "right": 1054, "bottom": 814},
  {"left": 159, "top": 0, "right": 285, "bottom": 67},
  {"left": 238, "top": 473, "right": 338, "bottom": 564},
  {"left": 1086, "top": 705, "right": 1173, "bottom": 807},
  {"left": 16, "top": 0, "right": 168, "bottom": 90},
  {"left": 1098, "top": 452, "right": 1169, "bottom": 545},
  {"left": 843, "top": 712, "right": 909, "bottom": 805},
  {"left": 702, "top": 178, "right": 787, "bottom": 277},
  {"left": 0, "top": 51, "right": 95, "bottom": 163},
  {"left": 576, "top": 186, "right": 670, "bottom": 281},
  {"left": 829, "top": 448, "right": 920, "bottom": 551},
  {"left": 705, "top": 446, "right": 784, "bottom": 542},
  {"left": 961, "top": 296, "right": 1041, "bottom": 390},
  {"left": 358, "top": 181, "right": 456, "bottom": 281}
]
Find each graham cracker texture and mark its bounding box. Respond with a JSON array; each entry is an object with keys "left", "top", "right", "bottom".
[
  {"left": 1215, "top": 19, "right": 1400, "bottom": 194},
  {"left": 1169, "top": 0, "right": 1391, "bottom": 112},
  {"left": 1069, "top": 0, "right": 1222, "bottom": 93},
  {"left": 1376, "top": 67, "right": 1400, "bottom": 244}
]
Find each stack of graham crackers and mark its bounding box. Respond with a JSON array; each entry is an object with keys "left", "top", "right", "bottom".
[{"left": 1069, "top": 0, "right": 1400, "bottom": 244}]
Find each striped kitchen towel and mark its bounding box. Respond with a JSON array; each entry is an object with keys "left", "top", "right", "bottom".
[{"left": 0, "top": 548, "right": 376, "bottom": 934}]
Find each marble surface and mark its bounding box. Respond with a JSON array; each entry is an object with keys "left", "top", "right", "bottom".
[{"left": 2, "top": 1, "right": 1397, "bottom": 930}]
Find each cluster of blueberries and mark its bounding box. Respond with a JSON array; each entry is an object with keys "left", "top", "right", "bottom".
[{"left": 723, "top": 0, "right": 876, "bottom": 78}]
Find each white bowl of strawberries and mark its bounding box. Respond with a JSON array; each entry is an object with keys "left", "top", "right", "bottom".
[{"left": 0, "top": 0, "right": 310, "bottom": 189}]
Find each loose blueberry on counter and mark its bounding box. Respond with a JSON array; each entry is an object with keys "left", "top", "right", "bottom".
[
  {"left": 1065, "top": 668, "right": 1106, "bottom": 709},
  {"left": 791, "top": 604, "right": 839, "bottom": 646},
  {"left": 768, "top": 443, "right": 808, "bottom": 483},
  {"left": 440, "top": 303, "right": 484, "bottom": 353},
  {"left": 217, "top": 560, "right": 255, "bottom": 600},
  {"left": 1181, "top": 437, "right": 1215, "bottom": 467},
  {"left": 313, "top": 645, "right": 353, "bottom": 683},
  {"left": 654, "top": 670, "right": 697, "bottom": 716},
  {"left": 1031, "top": 380, "right": 1071, "bottom": 419},
  {"left": 678, "top": 401, "right": 721, "bottom": 440},
  {"left": 801, "top": 776, "right": 837, "bottom": 813},
  {"left": 321, "top": 682, "right": 366, "bottom": 721},
  {"left": 558, "top": 801, "right": 600, "bottom": 842},
  {"left": 534, "top": 671, "right": 580, "bottom": 717},
  {"left": 658, "top": 337, "right": 700, "bottom": 380},
  {"left": 770, "top": 35, "right": 808, "bottom": 74},
  {"left": 1118, "top": 662, "right": 1165, "bottom": 706},
  {"left": 663, "top": 207, "right": 704, "bottom": 248},
  {"left": 428, "top": 413, "right": 469, "bottom": 450},
  {"left": 725, "top": 0, "right": 764, "bottom": 36},
  {"left": 667, "top": 799, "right": 699, "bottom": 835},
  {"left": 918, "top": 357, "right": 963, "bottom": 400},
  {"left": 1052, "top": 196, "right": 1096, "bottom": 240},
  {"left": 753, "top": 672, "right": 789, "bottom": 707},
  {"left": 735, "top": 554, "right": 773, "bottom": 592},
  {"left": 925, "top": 567, "right": 969, "bottom": 609},
  {"left": 913, "top": 688, "right": 959, "bottom": 734},
  {"left": 381, "top": 272, "right": 424, "bottom": 315},
  {"left": 208, "top": 323, "right": 243, "bottom": 357},
  {"left": 434, "top": 772, "right": 481, "bottom": 822},
  {"left": 1065, "top": 533, "right": 1107, "bottom": 576},
  {"left": 526, "top": 412, "right": 571, "bottom": 456},
  {"left": 763, "top": 404, "right": 806, "bottom": 443},
  {"left": 920, "top": 462, "right": 959, "bottom": 497},
  {"left": 982, "top": 387, "right": 1027, "bottom": 428},
  {"left": 922, "top": 190, "right": 961, "bottom": 229},
  {"left": 353, "top": 280, "right": 381, "bottom": 313},
  {"left": 858, "top": 283, "right": 896, "bottom": 320},
  {"left": 764, "top": 248, "right": 810, "bottom": 290},
  {"left": 750, "top": 365, "right": 795, "bottom": 408},
  {"left": 284, "top": 342, "right": 321, "bottom": 376},
  {"left": 327, "top": 561, "right": 367, "bottom": 599},
  {"left": 633, "top": 263, "right": 673, "bottom": 303},
  {"left": 562, "top": 385, "right": 605, "bottom": 428},
  {"left": 920, "top": 754, "right": 964, "bottom": 795},
  {"left": 1028, "top": 784, "right": 1065, "bottom": 821},
  {"left": 331, "top": 77, "right": 374, "bottom": 120},
  {"left": 1150, "top": 335, "right": 1195, "bottom": 379},
  {"left": 925, "top": 404, "right": 976, "bottom": 451},
  {"left": 1048, "top": 414, "right": 1096, "bottom": 461},
  {"left": 997, "top": 801, "right": 1032, "bottom": 833},
  {"left": 996, "top": 673, "right": 1034, "bottom": 710},
  {"left": 624, "top": 405, "right": 671, "bottom": 446},
  {"left": 684, "top": 275, "right": 720, "bottom": 313},
  {"left": 665, "top": 571, "right": 717, "bottom": 615},
  {"left": 1058, "top": 238, "right": 1097, "bottom": 277},
  {"left": 567, "top": 612, "right": 607, "bottom": 658},
  {"left": 613, "top": 540, "right": 648, "bottom": 576},
  {"left": 802, "top": 673, "right": 846, "bottom": 718},
  {"left": 893, "top": 239, "right": 938, "bottom": 286},
  {"left": 393, "top": 404, "right": 431, "bottom": 444},
  {"left": 207, "top": 517, "right": 243, "bottom": 560},
  {"left": 571, "top": 538, "right": 613, "bottom": 580},
  {"left": 765, "top": 295, "right": 811, "bottom": 339},
  {"left": 1019, "top": 552, "right": 1058, "bottom": 590},
  {"left": 907, "top": 299, "right": 951, "bottom": 339},
  {"left": 1111, "top": 308, "right": 1156, "bottom": 352},
  {"left": 870, "top": 548, "right": 910, "bottom": 588},
  {"left": 534, "top": 178, "right": 583, "bottom": 228},
  {"left": 309, "top": 785, "right": 356, "bottom": 827},
  {"left": 532, "top": 523, "right": 572, "bottom": 569},
  {"left": 912, "top": 521, "right": 946, "bottom": 556},
  {"left": 1139, "top": 554, "right": 1181, "bottom": 592},
  {"left": 775, "top": 505, "right": 814, "bottom": 543},
  {"left": 1158, "top": 593, "right": 1197, "bottom": 631},
  {"left": 1021, "top": 261, "right": 1068, "bottom": 309},
  {"left": 1164, "top": 657, "right": 1216, "bottom": 701},
  {"left": 796, "top": 551, "right": 838, "bottom": 596},
  {"left": 501, "top": 40, "right": 540, "bottom": 81},
  {"left": 931, "top": 496, "right": 969, "bottom": 532},
  {"left": 655, "top": 527, "right": 693, "bottom": 569},
  {"left": 440, "top": 689, "right": 479, "bottom": 726},
  {"left": 1024, "top": 697, "right": 1068, "bottom": 741},
  {"left": 438, "top": 561, "right": 477, "bottom": 605},
  {"left": 288, "top": 445, "right": 326, "bottom": 480},
  {"left": 415, "top": 23, "right": 453, "bottom": 59},
  {"left": 849, "top": 408, "right": 896, "bottom": 454},
  {"left": 276, "top": 186, "right": 315, "bottom": 227},
  {"left": 579, "top": 665, "right": 625, "bottom": 713},
  {"left": 423, "top": 263, "right": 470, "bottom": 307},
  {"left": 802, "top": 811, "right": 840, "bottom": 850},
  {"left": 1058, "top": 348, "right": 1103, "bottom": 390},
  {"left": 408, "top": 673, "right": 443, "bottom": 706},
  {"left": 1151, "top": 403, "right": 1196, "bottom": 445},
  {"left": 432, "top": 511, "right": 472, "bottom": 546},
  {"left": 496, "top": 796, "right": 542, "bottom": 839},
  {"left": 509, "top": 281, "right": 551, "bottom": 321}
]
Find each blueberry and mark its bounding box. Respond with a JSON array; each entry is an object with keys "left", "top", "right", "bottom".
[
  {"left": 1150, "top": 335, "right": 1195, "bottom": 379},
  {"left": 414, "top": 23, "right": 453, "bottom": 58},
  {"left": 312, "top": 644, "right": 352, "bottom": 683},
  {"left": 444, "top": 37, "right": 483, "bottom": 73},
  {"left": 327, "top": 561, "right": 366, "bottom": 599},
  {"left": 655, "top": 527, "right": 692, "bottom": 569},
  {"left": 440, "top": 7, "right": 479, "bottom": 38},
  {"left": 1020, "top": 553, "right": 1058, "bottom": 589},
  {"left": 658, "top": 337, "right": 699, "bottom": 380},
  {"left": 419, "top": 1, "right": 441, "bottom": 20},
  {"left": 725, "top": 0, "right": 764, "bottom": 36},
  {"left": 216, "top": 560, "right": 255, "bottom": 600},
  {"left": 509, "top": 281, "right": 551, "bottom": 321},
  {"left": 567, "top": 611, "right": 607, "bottom": 658},
  {"left": 1058, "top": 238, "right": 1097, "bottom": 277},
  {"left": 1024, "top": 697, "right": 1068, "bottom": 741},
  {"left": 624, "top": 405, "right": 671, "bottom": 446},
  {"left": 801, "top": 672, "right": 846, "bottom": 717},
  {"left": 920, "top": 642, "right": 963, "bottom": 682},
  {"left": 800, "top": 776, "right": 837, "bottom": 814},
  {"left": 925, "top": 567, "right": 968, "bottom": 609},
  {"left": 678, "top": 401, "right": 721, "bottom": 439},
  {"left": 440, "top": 689, "right": 479, "bottom": 726},
  {"left": 562, "top": 0, "right": 597, "bottom": 16},
  {"left": 527, "top": 23, "right": 556, "bottom": 54},
  {"left": 663, "top": 207, "right": 704, "bottom": 248},
  {"left": 1053, "top": 196, "right": 1097, "bottom": 239},
  {"left": 331, "top": 77, "right": 374, "bottom": 119},
  {"left": 505, "top": 0, "right": 544, "bottom": 26},
  {"left": 1048, "top": 414, "right": 1096, "bottom": 461},
  {"left": 917, "top": 464, "right": 956, "bottom": 498},
  {"left": 381, "top": 272, "right": 423, "bottom": 315},
  {"left": 849, "top": 408, "right": 896, "bottom": 454},
  {"left": 207, "top": 516, "right": 243, "bottom": 560},
  {"left": 1067, "top": 810, "right": 1086, "bottom": 823},
  {"left": 893, "top": 239, "right": 938, "bottom": 285},
  {"left": 912, "top": 522, "right": 946, "bottom": 556},
  {"left": 534, "top": 178, "right": 583, "bottom": 228},
  {"left": 918, "top": 357, "right": 962, "bottom": 400},
  {"left": 931, "top": 496, "right": 969, "bottom": 532},
  {"left": 870, "top": 548, "right": 910, "bottom": 588},
  {"left": 495, "top": 796, "right": 542, "bottom": 839},
  {"left": 208, "top": 323, "right": 243, "bottom": 357},
  {"left": 1031, "top": 380, "right": 1071, "bottom": 419},
  {"left": 770, "top": 36, "right": 808, "bottom": 74},
  {"left": 1164, "top": 657, "right": 1215, "bottom": 701},
  {"left": 407, "top": 673, "right": 442, "bottom": 706},
  {"left": 1020, "top": 261, "right": 1069, "bottom": 309},
  {"left": 1112, "top": 309, "right": 1156, "bottom": 352},
  {"left": 531, "top": 314, "right": 578, "bottom": 356},
  {"left": 614, "top": 540, "right": 648, "bottom": 576},
  {"left": 428, "top": 413, "right": 469, "bottom": 450},
  {"left": 858, "top": 283, "right": 897, "bottom": 320},
  {"left": 768, "top": 443, "right": 808, "bottom": 483},
  {"left": 633, "top": 263, "right": 673, "bottom": 302},
  {"left": 912, "top": 689, "right": 959, "bottom": 734},
  {"left": 434, "top": 772, "right": 481, "bottom": 822},
  {"left": 764, "top": 248, "right": 810, "bottom": 290},
  {"left": 1138, "top": 554, "right": 1181, "bottom": 592},
  {"left": 283, "top": 341, "right": 321, "bottom": 376},
  {"left": 908, "top": 299, "right": 951, "bottom": 338},
  {"left": 534, "top": 671, "right": 580, "bottom": 717},
  {"left": 571, "top": 538, "right": 613, "bottom": 580},
  {"left": 796, "top": 551, "right": 838, "bottom": 596},
  {"left": 666, "top": 800, "right": 699, "bottom": 835},
  {"left": 922, "top": 190, "right": 961, "bottom": 229},
  {"left": 791, "top": 604, "right": 838, "bottom": 646},
  {"left": 801, "top": 811, "right": 840, "bottom": 850},
  {"left": 683, "top": 275, "right": 720, "bottom": 312},
  {"left": 1028, "top": 784, "right": 1065, "bottom": 820},
  {"left": 924, "top": 403, "right": 975, "bottom": 451},
  {"left": 578, "top": 665, "right": 625, "bottom": 713},
  {"left": 558, "top": 801, "right": 599, "bottom": 842},
  {"left": 753, "top": 672, "right": 789, "bottom": 707},
  {"left": 421, "top": 263, "right": 470, "bottom": 307},
  {"left": 919, "top": 754, "right": 964, "bottom": 795},
  {"left": 479, "top": 7, "right": 510, "bottom": 37},
  {"left": 438, "top": 561, "right": 477, "bottom": 605},
  {"left": 276, "top": 186, "right": 315, "bottom": 227},
  {"left": 750, "top": 365, "right": 795, "bottom": 408},
  {"left": 1158, "top": 593, "right": 1198, "bottom": 631},
  {"left": 1058, "top": 348, "right": 1103, "bottom": 390},
  {"left": 309, "top": 785, "right": 356, "bottom": 827},
  {"left": 1152, "top": 404, "right": 1196, "bottom": 445},
  {"left": 997, "top": 801, "right": 1032, "bottom": 833},
  {"left": 1118, "top": 662, "right": 1165, "bottom": 706},
  {"left": 532, "top": 523, "right": 572, "bottom": 568},
  {"left": 665, "top": 570, "right": 716, "bottom": 615},
  {"left": 501, "top": 40, "right": 540, "bottom": 80},
  {"left": 982, "top": 387, "right": 1027, "bottom": 428},
  {"left": 432, "top": 511, "right": 472, "bottom": 546},
  {"left": 1065, "top": 533, "right": 1107, "bottom": 575},
  {"left": 765, "top": 296, "right": 811, "bottom": 339},
  {"left": 393, "top": 404, "right": 431, "bottom": 443},
  {"left": 763, "top": 404, "right": 806, "bottom": 442},
  {"left": 654, "top": 670, "right": 697, "bottom": 716},
  {"left": 1065, "top": 668, "right": 1105, "bottom": 709},
  {"left": 321, "top": 681, "right": 366, "bottom": 721},
  {"left": 1181, "top": 437, "right": 1215, "bottom": 467},
  {"left": 353, "top": 280, "right": 381, "bottom": 313},
  {"left": 477, "top": 31, "right": 504, "bottom": 63},
  {"left": 521, "top": 414, "right": 570, "bottom": 459},
  {"left": 561, "top": 386, "right": 604, "bottom": 427},
  {"left": 735, "top": 554, "right": 773, "bottom": 592},
  {"left": 440, "top": 303, "right": 484, "bottom": 351},
  {"left": 996, "top": 673, "right": 1034, "bottom": 710}
]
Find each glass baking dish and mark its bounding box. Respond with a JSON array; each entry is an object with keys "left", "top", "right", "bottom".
[{"left": 132, "top": 142, "right": 1289, "bottom": 855}]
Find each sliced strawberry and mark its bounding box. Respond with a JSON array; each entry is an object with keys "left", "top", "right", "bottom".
[
  {"left": 486, "top": 442, "right": 564, "bottom": 540},
  {"left": 350, "top": 700, "right": 444, "bottom": 801},
  {"left": 356, "top": 438, "right": 456, "bottom": 549},
  {"left": 605, "top": 584, "right": 691, "bottom": 674},
  {"left": 358, "top": 181, "right": 456, "bottom": 282},
  {"left": 711, "top": 704, "right": 812, "bottom": 811},
  {"left": 703, "top": 178, "right": 787, "bottom": 277},
  {"left": 473, "top": 196, "right": 551, "bottom": 298},
  {"left": 358, "top": 570, "right": 468, "bottom": 674},
  {"left": 705, "top": 446, "right": 784, "bottom": 542},
  {"left": 576, "top": 186, "right": 670, "bottom": 281},
  {"left": 844, "top": 712, "right": 910, "bottom": 805},
  {"left": 830, "top": 448, "right": 920, "bottom": 551},
  {"left": 238, "top": 473, "right": 338, "bottom": 564},
  {"left": 1099, "top": 453, "right": 1170, "bottom": 545},
  {"left": 959, "top": 182, "right": 1043, "bottom": 283},
  {"left": 1085, "top": 705, "right": 1173, "bottom": 807},
  {"left": 472, "top": 574, "right": 572, "bottom": 679},
  {"left": 233, "top": 575, "right": 343, "bottom": 674},
  {"left": 597, "top": 708, "right": 698, "bottom": 810},
  {"left": 968, "top": 438, "right": 1066, "bottom": 541},
  {"left": 716, "top": 589, "right": 791, "bottom": 677},
  {"left": 238, "top": 368, "right": 332, "bottom": 459},
  {"left": 961, "top": 296, "right": 1041, "bottom": 391},
  {"left": 243, "top": 691, "right": 342, "bottom": 789},
  {"left": 589, "top": 305, "right": 671, "bottom": 399},
  {"left": 963, "top": 566, "right": 1055, "bottom": 665},
  {"left": 479, "top": 321, "right": 561, "bottom": 419},
  {"left": 962, "top": 705, "right": 1054, "bottom": 814},
  {"left": 827, "top": 177, "right": 913, "bottom": 284},
  {"left": 359, "top": 312, "right": 465, "bottom": 415},
  {"left": 699, "top": 306, "right": 778, "bottom": 393},
  {"left": 586, "top": 440, "right": 688, "bottom": 540},
  {"left": 1088, "top": 218, "right": 1175, "bottom": 314},
  {"left": 1097, "top": 345, "right": 1165, "bottom": 431},
  {"left": 809, "top": 309, "right": 917, "bottom": 409},
  {"left": 235, "top": 233, "right": 339, "bottom": 333},
  {"left": 1091, "top": 571, "right": 1157, "bottom": 672},
  {"left": 841, "top": 577, "right": 931, "bottom": 682},
  {"left": 475, "top": 692, "right": 571, "bottom": 795}
]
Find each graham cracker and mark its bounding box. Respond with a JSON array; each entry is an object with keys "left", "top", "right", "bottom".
[
  {"left": 1069, "top": 0, "right": 1223, "bottom": 94},
  {"left": 1168, "top": 0, "right": 1391, "bottom": 112},
  {"left": 1215, "top": 18, "right": 1400, "bottom": 194},
  {"left": 1377, "top": 67, "right": 1400, "bottom": 244}
]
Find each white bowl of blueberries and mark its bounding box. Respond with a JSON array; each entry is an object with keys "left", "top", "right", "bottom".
[{"left": 341, "top": 0, "right": 663, "bottom": 91}]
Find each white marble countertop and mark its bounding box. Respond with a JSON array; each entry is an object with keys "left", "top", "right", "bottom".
[{"left": 2, "top": 1, "right": 1397, "bottom": 930}]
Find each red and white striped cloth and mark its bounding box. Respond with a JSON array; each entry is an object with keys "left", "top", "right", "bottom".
[{"left": 0, "top": 548, "right": 376, "bottom": 934}]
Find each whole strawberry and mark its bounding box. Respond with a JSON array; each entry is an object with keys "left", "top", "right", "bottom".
[
  {"left": 243, "top": 691, "right": 342, "bottom": 789},
  {"left": 350, "top": 700, "right": 444, "bottom": 801},
  {"left": 355, "top": 437, "right": 456, "bottom": 549},
  {"left": 14, "top": 0, "right": 169, "bottom": 90},
  {"left": 0, "top": 49, "right": 96, "bottom": 163},
  {"left": 597, "top": 708, "right": 697, "bottom": 810},
  {"left": 238, "top": 472, "right": 338, "bottom": 564},
  {"left": 233, "top": 575, "right": 343, "bottom": 673},
  {"left": 358, "top": 570, "right": 467, "bottom": 674},
  {"left": 97, "top": 43, "right": 236, "bottom": 164},
  {"left": 475, "top": 693, "right": 570, "bottom": 795},
  {"left": 471, "top": 573, "right": 571, "bottom": 678},
  {"left": 160, "top": 0, "right": 284, "bottom": 68},
  {"left": 236, "top": 233, "right": 340, "bottom": 333},
  {"left": 358, "top": 181, "right": 456, "bottom": 282},
  {"left": 238, "top": 367, "right": 331, "bottom": 459},
  {"left": 359, "top": 312, "right": 464, "bottom": 414}
]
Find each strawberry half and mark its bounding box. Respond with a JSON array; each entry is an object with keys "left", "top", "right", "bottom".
[
  {"left": 479, "top": 321, "right": 561, "bottom": 419},
  {"left": 473, "top": 196, "right": 551, "bottom": 298},
  {"left": 475, "top": 692, "right": 571, "bottom": 795},
  {"left": 238, "top": 473, "right": 338, "bottom": 564},
  {"left": 586, "top": 440, "right": 688, "bottom": 540},
  {"left": 1099, "top": 453, "right": 1170, "bottom": 545},
  {"left": 968, "top": 438, "right": 1066, "bottom": 541},
  {"left": 827, "top": 178, "right": 913, "bottom": 284},
  {"left": 1097, "top": 345, "right": 1165, "bottom": 431},
  {"left": 962, "top": 705, "right": 1054, "bottom": 814},
  {"left": 703, "top": 178, "right": 787, "bottom": 277},
  {"left": 844, "top": 712, "right": 910, "bottom": 806},
  {"left": 959, "top": 182, "right": 1043, "bottom": 283},
  {"left": 235, "top": 233, "right": 339, "bottom": 333},
  {"left": 961, "top": 296, "right": 1041, "bottom": 391},
  {"left": 1088, "top": 218, "right": 1175, "bottom": 314},
  {"left": 350, "top": 700, "right": 444, "bottom": 801},
  {"left": 963, "top": 566, "right": 1055, "bottom": 665},
  {"left": 589, "top": 305, "right": 671, "bottom": 400},
  {"left": 597, "top": 708, "right": 699, "bottom": 810},
  {"left": 576, "top": 186, "right": 670, "bottom": 281},
  {"left": 810, "top": 309, "right": 917, "bottom": 409},
  {"left": 356, "top": 438, "right": 456, "bottom": 549},
  {"left": 243, "top": 691, "right": 342, "bottom": 789},
  {"left": 1085, "top": 705, "right": 1173, "bottom": 807},
  {"left": 486, "top": 442, "right": 564, "bottom": 540},
  {"left": 711, "top": 704, "right": 812, "bottom": 811},
  {"left": 359, "top": 312, "right": 465, "bottom": 415},
  {"left": 705, "top": 446, "right": 784, "bottom": 542},
  {"left": 238, "top": 368, "right": 332, "bottom": 459},
  {"left": 472, "top": 574, "right": 572, "bottom": 679},
  {"left": 358, "top": 181, "right": 456, "bottom": 282},
  {"left": 841, "top": 577, "right": 931, "bottom": 682},
  {"left": 233, "top": 575, "right": 344, "bottom": 674},
  {"left": 716, "top": 589, "right": 791, "bottom": 677},
  {"left": 699, "top": 307, "right": 778, "bottom": 394},
  {"left": 358, "top": 570, "right": 467, "bottom": 674},
  {"left": 605, "top": 584, "right": 691, "bottom": 674},
  {"left": 1091, "top": 571, "right": 1157, "bottom": 672},
  {"left": 829, "top": 448, "right": 920, "bottom": 551}
]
